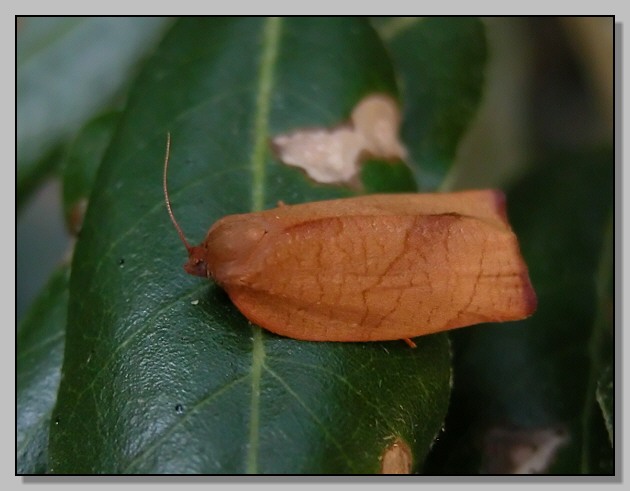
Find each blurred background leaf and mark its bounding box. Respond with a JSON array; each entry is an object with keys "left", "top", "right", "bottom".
[
  {"left": 374, "top": 17, "right": 486, "bottom": 191},
  {"left": 17, "top": 266, "right": 69, "bottom": 474},
  {"left": 423, "top": 149, "right": 613, "bottom": 474},
  {"left": 61, "top": 111, "right": 121, "bottom": 235},
  {"left": 421, "top": 17, "right": 614, "bottom": 475},
  {"left": 17, "top": 17, "right": 171, "bottom": 208},
  {"left": 17, "top": 17, "right": 171, "bottom": 323}
]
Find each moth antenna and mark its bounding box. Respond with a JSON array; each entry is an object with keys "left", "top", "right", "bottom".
[{"left": 163, "top": 132, "right": 193, "bottom": 253}]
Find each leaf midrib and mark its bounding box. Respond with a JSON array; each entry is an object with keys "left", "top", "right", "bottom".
[{"left": 246, "top": 16, "right": 282, "bottom": 475}]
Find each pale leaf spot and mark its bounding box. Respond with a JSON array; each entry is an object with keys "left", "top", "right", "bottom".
[
  {"left": 380, "top": 437, "right": 412, "bottom": 474},
  {"left": 272, "top": 128, "right": 363, "bottom": 183},
  {"left": 272, "top": 93, "right": 407, "bottom": 184},
  {"left": 351, "top": 94, "right": 407, "bottom": 160},
  {"left": 482, "top": 425, "right": 569, "bottom": 474}
]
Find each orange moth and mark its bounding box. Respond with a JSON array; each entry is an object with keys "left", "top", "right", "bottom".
[{"left": 164, "top": 134, "right": 536, "bottom": 344}]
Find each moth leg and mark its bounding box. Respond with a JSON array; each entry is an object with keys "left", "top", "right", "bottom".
[{"left": 403, "top": 338, "right": 417, "bottom": 349}]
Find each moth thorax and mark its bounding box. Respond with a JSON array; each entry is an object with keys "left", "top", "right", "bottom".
[{"left": 204, "top": 215, "right": 270, "bottom": 283}]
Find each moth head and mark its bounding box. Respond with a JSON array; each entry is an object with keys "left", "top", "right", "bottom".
[{"left": 184, "top": 245, "right": 209, "bottom": 277}]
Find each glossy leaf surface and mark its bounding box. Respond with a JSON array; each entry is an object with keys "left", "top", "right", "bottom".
[
  {"left": 17, "top": 267, "right": 69, "bottom": 474},
  {"left": 48, "top": 17, "right": 458, "bottom": 474}
]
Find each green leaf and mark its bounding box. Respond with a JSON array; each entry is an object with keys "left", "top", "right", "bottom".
[
  {"left": 49, "top": 17, "right": 451, "bottom": 474},
  {"left": 61, "top": 111, "right": 121, "bottom": 234},
  {"left": 375, "top": 17, "right": 487, "bottom": 191},
  {"left": 16, "top": 144, "right": 66, "bottom": 214},
  {"left": 17, "top": 266, "right": 69, "bottom": 474},
  {"left": 360, "top": 159, "right": 417, "bottom": 194},
  {"left": 17, "top": 17, "right": 170, "bottom": 206}
]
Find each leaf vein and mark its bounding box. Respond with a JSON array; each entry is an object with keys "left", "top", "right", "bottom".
[
  {"left": 246, "top": 16, "right": 282, "bottom": 474},
  {"left": 122, "top": 373, "right": 250, "bottom": 473},
  {"left": 264, "top": 365, "right": 357, "bottom": 470}
]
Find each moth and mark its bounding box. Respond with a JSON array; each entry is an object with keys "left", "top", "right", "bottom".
[{"left": 164, "top": 134, "right": 536, "bottom": 345}]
